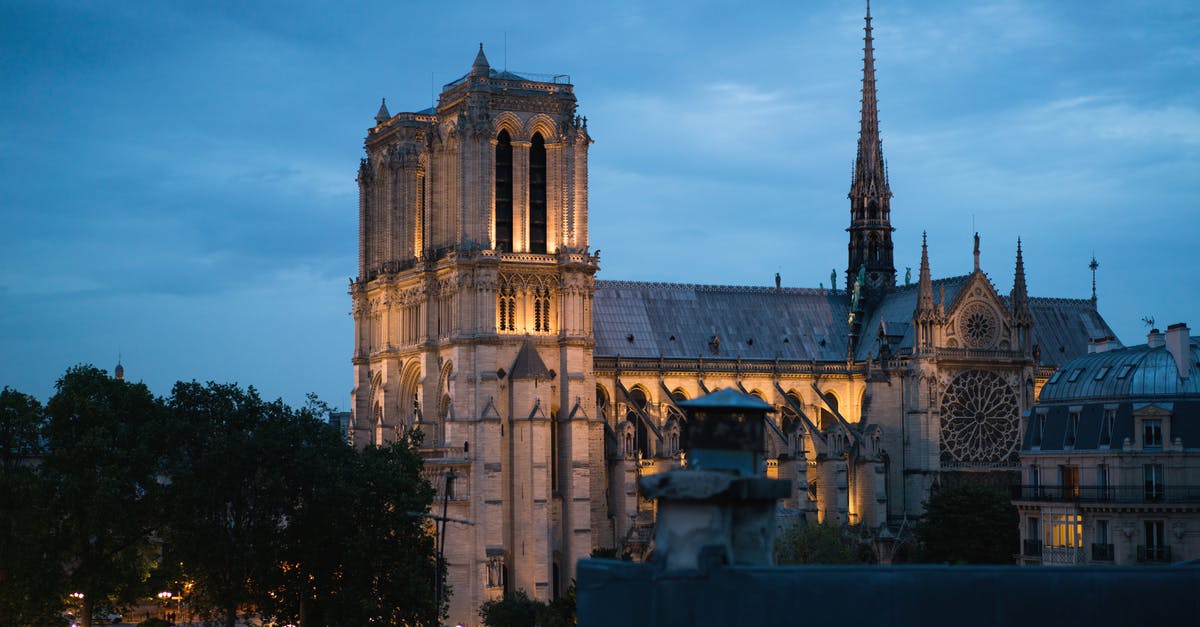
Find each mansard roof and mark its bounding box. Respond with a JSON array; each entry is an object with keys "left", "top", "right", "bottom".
[
  {"left": 593, "top": 281, "right": 849, "bottom": 361},
  {"left": 1037, "top": 336, "right": 1200, "bottom": 403}
]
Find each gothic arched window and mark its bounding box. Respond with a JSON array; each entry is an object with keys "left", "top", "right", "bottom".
[
  {"left": 533, "top": 286, "right": 551, "bottom": 333},
  {"left": 529, "top": 133, "right": 547, "bottom": 253},
  {"left": 818, "top": 392, "right": 839, "bottom": 431},
  {"left": 495, "top": 130, "right": 514, "bottom": 252}
]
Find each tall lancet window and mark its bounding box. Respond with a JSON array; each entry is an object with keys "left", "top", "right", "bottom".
[
  {"left": 495, "top": 130, "right": 514, "bottom": 252},
  {"left": 529, "top": 133, "right": 547, "bottom": 254}
]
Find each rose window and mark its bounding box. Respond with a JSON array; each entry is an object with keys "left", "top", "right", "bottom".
[
  {"left": 958, "top": 301, "right": 999, "bottom": 349},
  {"left": 939, "top": 370, "right": 1019, "bottom": 464}
]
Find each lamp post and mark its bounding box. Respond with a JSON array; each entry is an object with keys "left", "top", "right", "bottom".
[{"left": 157, "top": 591, "right": 172, "bottom": 620}]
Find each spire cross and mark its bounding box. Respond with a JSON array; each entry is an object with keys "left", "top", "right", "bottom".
[{"left": 1089, "top": 255, "right": 1099, "bottom": 305}]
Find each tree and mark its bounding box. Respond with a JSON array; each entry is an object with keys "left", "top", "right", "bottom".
[
  {"left": 162, "top": 381, "right": 304, "bottom": 627},
  {"left": 915, "top": 484, "right": 1018, "bottom": 564},
  {"left": 776, "top": 521, "right": 872, "bottom": 564},
  {"left": 164, "top": 384, "right": 443, "bottom": 627},
  {"left": 479, "top": 586, "right": 576, "bottom": 627},
  {"left": 0, "top": 387, "right": 62, "bottom": 624},
  {"left": 41, "top": 365, "right": 171, "bottom": 627}
]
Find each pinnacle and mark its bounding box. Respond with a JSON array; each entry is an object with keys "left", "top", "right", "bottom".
[
  {"left": 471, "top": 43, "right": 490, "bottom": 76},
  {"left": 375, "top": 98, "right": 391, "bottom": 124}
]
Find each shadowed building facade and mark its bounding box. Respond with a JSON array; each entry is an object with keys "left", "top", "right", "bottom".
[{"left": 350, "top": 5, "right": 1115, "bottom": 625}]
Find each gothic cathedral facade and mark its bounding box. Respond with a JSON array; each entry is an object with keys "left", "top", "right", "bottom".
[{"left": 351, "top": 6, "right": 1114, "bottom": 625}]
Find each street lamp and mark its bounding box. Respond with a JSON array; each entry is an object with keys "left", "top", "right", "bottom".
[{"left": 157, "top": 591, "right": 172, "bottom": 620}]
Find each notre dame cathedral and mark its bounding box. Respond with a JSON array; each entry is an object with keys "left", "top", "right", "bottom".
[{"left": 349, "top": 4, "right": 1113, "bottom": 624}]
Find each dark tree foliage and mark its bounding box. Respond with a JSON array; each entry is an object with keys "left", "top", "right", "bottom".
[
  {"left": 162, "top": 381, "right": 314, "bottom": 627},
  {"left": 0, "top": 387, "right": 62, "bottom": 624},
  {"left": 916, "top": 484, "right": 1019, "bottom": 564},
  {"left": 164, "top": 382, "right": 443, "bottom": 627},
  {"left": 479, "top": 586, "right": 576, "bottom": 627},
  {"left": 41, "top": 365, "right": 171, "bottom": 627},
  {"left": 776, "top": 521, "right": 873, "bottom": 564}
]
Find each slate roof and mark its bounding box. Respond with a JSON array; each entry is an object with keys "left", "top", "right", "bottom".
[
  {"left": 593, "top": 281, "right": 849, "bottom": 361},
  {"left": 510, "top": 340, "right": 553, "bottom": 379},
  {"left": 595, "top": 277, "right": 1115, "bottom": 370}
]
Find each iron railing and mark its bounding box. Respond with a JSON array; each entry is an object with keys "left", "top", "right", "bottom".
[
  {"left": 1137, "top": 545, "right": 1171, "bottom": 563},
  {"left": 1091, "top": 543, "right": 1115, "bottom": 562},
  {"left": 1011, "top": 484, "right": 1200, "bottom": 504},
  {"left": 1022, "top": 539, "right": 1043, "bottom": 557}
]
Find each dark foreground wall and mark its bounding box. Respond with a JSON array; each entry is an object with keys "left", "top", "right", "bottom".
[{"left": 577, "top": 559, "right": 1200, "bottom": 627}]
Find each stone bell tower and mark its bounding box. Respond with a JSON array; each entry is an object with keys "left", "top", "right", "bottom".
[{"left": 350, "top": 45, "right": 605, "bottom": 626}]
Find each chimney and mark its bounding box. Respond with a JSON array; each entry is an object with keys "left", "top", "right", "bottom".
[
  {"left": 1088, "top": 336, "right": 1121, "bottom": 354},
  {"left": 1165, "top": 323, "right": 1191, "bottom": 379},
  {"left": 1147, "top": 328, "right": 1165, "bottom": 348}
]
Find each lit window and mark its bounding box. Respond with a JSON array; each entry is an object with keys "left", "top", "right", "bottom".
[{"left": 1045, "top": 514, "right": 1083, "bottom": 548}]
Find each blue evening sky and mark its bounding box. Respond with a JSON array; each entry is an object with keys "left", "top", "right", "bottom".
[{"left": 2, "top": 0, "right": 1197, "bottom": 409}]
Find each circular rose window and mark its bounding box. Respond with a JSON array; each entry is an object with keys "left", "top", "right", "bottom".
[
  {"left": 939, "top": 370, "right": 1019, "bottom": 465},
  {"left": 958, "top": 301, "right": 999, "bottom": 349}
]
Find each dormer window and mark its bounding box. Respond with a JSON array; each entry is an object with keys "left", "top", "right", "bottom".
[
  {"left": 1047, "top": 370, "right": 1063, "bottom": 385},
  {"left": 1099, "top": 408, "right": 1115, "bottom": 447},
  {"left": 1030, "top": 410, "right": 1046, "bottom": 448},
  {"left": 1067, "top": 368, "right": 1085, "bottom": 383},
  {"left": 1093, "top": 366, "right": 1110, "bottom": 381},
  {"left": 1143, "top": 419, "right": 1163, "bottom": 448},
  {"left": 1065, "top": 411, "right": 1079, "bottom": 448},
  {"left": 1115, "top": 364, "right": 1134, "bottom": 379}
]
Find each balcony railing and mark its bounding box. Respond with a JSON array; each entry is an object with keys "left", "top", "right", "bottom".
[
  {"left": 1022, "top": 539, "right": 1043, "bottom": 557},
  {"left": 1012, "top": 484, "right": 1200, "bottom": 504},
  {"left": 1091, "top": 543, "right": 1115, "bottom": 562},
  {"left": 1137, "top": 545, "right": 1172, "bottom": 563}
]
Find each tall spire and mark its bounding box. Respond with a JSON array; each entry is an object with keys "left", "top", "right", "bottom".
[
  {"left": 1011, "top": 238, "right": 1030, "bottom": 317},
  {"left": 846, "top": 0, "right": 895, "bottom": 304},
  {"left": 917, "top": 231, "right": 934, "bottom": 312},
  {"left": 1089, "top": 255, "right": 1099, "bottom": 307}
]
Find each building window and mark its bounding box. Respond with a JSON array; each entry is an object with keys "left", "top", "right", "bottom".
[
  {"left": 1093, "top": 366, "right": 1110, "bottom": 381},
  {"left": 529, "top": 133, "right": 547, "bottom": 254},
  {"left": 1059, "top": 465, "right": 1079, "bottom": 498},
  {"left": 1029, "top": 465, "right": 1041, "bottom": 497},
  {"left": 1115, "top": 364, "right": 1134, "bottom": 379},
  {"left": 1093, "top": 519, "right": 1114, "bottom": 561},
  {"left": 1065, "top": 411, "right": 1079, "bottom": 448},
  {"left": 1144, "top": 463, "right": 1164, "bottom": 502},
  {"left": 1046, "top": 514, "right": 1083, "bottom": 549},
  {"left": 1097, "top": 464, "right": 1110, "bottom": 500},
  {"left": 497, "top": 287, "right": 516, "bottom": 332},
  {"left": 1067, "top": 368, "right": 1085, "bottom": 383},
  {"left": 533, "top": 287, "right": 551, "bottom": 333},
  {"left": 1098, "top": 408, "right": 1115, "bottom": 447},
  {"left": 1047, "top": 370, "right": 1063, "bottom": 384},
  {"left": 1141, "top": 520, "right": 1168, "bottom": 562},
  {"left": 1030, "top": 411, "right": 1046, "bottom": 448},
  {"left": 495, "top": 130, "right": 514, "bottom": 252},
  {"left": 1143, "top": 419, "right": 1163, "bottom": 448}
]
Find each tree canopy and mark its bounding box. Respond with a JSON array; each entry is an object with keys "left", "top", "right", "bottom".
[
  {"left": 0, "top": 366, "right": 444, "bottom": 627},
  {"left": 915, "top": 484, "right": 1019, "bottom": 564}
]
